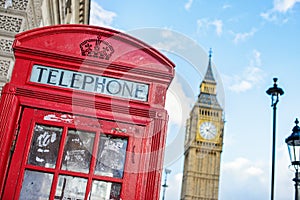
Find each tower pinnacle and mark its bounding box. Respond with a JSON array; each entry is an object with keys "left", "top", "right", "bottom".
[{"left": 203, "top": 48, "right": 216, "bottom": 83}]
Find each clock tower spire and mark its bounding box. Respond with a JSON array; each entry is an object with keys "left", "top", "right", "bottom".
[
  {"left": 200, "top": 48, "right": 217, "bottom": 95},
  {"left": 181, "top": 49, "right": 224, "bottom": 200}
]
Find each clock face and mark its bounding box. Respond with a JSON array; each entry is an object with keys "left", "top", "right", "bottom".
[{"left": 199, "top": 122, "right": 217, "bottom": 140}]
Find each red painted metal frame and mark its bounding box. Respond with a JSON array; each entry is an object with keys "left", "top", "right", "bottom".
[
  {"left": 0, "top": 25, "right": 175, "bottom": 200},
  {"left": 3, "top": 108, "right": 138, "bottom": 199}
]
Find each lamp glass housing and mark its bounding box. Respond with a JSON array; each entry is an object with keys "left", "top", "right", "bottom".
[{"left": 286, "top": 132, "right": 300, "bottom": 170}]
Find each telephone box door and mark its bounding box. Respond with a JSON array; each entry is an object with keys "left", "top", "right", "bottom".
[{"left": 3, "top": 108, "right": 135, "bottom": 200}]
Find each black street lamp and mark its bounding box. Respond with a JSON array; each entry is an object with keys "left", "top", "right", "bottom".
[
  {"left": 162, "top": 168, "right": 171, "bottom": 200},
  {"left": 266, "top": 78, "right": 284, "bottom": 200},
  {"left": 286, "top": 118, "right": 300, "bottom": 200}
]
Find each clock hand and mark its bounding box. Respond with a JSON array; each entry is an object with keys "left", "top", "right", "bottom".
[{"left": 208, "top": 129, "right": 215, "bottom": 135}]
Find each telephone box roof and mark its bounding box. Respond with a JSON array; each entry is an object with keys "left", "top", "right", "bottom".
[{"left": 13, "top": 24, "right": 175, "bottom": 78}]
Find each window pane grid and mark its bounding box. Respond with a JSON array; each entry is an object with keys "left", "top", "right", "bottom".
[{"left": 22, "top": 122, "right": 127, "bottom": 200}]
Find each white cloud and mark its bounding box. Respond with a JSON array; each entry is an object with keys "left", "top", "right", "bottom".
[
  {"left": 221, "top": 144, "right": 294, "bottom": 199},
  {"left": 261, "top": 0, "right": 300, "bottom": 22},
  {"left": 166, "top": 74, "right": 195, "bottom": 126},
  {"left": 260, "top": 11, "right": 290, "bottom": 23},
  {"left": 251, "top": 49, "right": 261, "bottom": 66},
  {"left": 222, "top": 4, "right": 232, "bottom": 9},
  {"left": 162, "top": 172, "right": 183, "bottom": 200},
  {"left": 260, "top": 11, "right": 277, "bottom": 21},
  {"left": 233, "top": 28, "right": 257, "bottom": 44},
  {"left": 211, "top": 20, "right": 223, "bottom": 36},
  {"left": 89, "top": 1, "right": 117, "bottom": 27},
  {"left": 185, "top": 0, "right": 193, "bottom": 10},
  {"left": 260, "top": 9, "right": 289, "bottom": 23},
  {"left": 223, "top": 157, "right": 250, "bottom": 170},
  {"left": 229, "top": 66, "right": 264, "bottom": 92},
  {"left": 229, "top": 80, "right": 252, "bottom": 92},
  {"left": 274, "top": 0, "right": 300, "bottom": 13},
  {"left": 226, "top": 49, "right": 265, "bottom": 93},
  {"left": 221, "top": 157, "right": 268, "bottom": 199},
  {"left": 163, "top": 73, "right": 195, "bottom": 167},
  {"left": 223, "top": 157, "right": 265, "bottom": 179},
  {"left": 276, "top": 144, "right": 295, "bottom": 199},
  {"left": 245, "top": 166, "right": 264, "bottom": 176},
  {"left": 197, "top": 18, "right": 223, "bottom": 36},
  {"left": 152, "top": 30, "right": 185, "bottom": 51}
]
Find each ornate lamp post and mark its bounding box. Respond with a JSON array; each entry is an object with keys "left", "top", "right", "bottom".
[
  {"left": 162, "top": 168, "right": 171, "bottom": 200},
  {"left": 286, "top": 119, "right": 300, "bottom": 200},
  {"left": 266, "top": 78, "right": 284, "bottom": 200}
]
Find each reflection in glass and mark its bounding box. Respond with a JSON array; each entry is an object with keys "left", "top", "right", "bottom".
[
  {"left": 90, "top": 180, "right": 121, "bottom": 200},
  {"left": 19, "top": 170, "right": 53, "bottom": 200},
  {"left": 95, "top": 135, "right": 128, "bottom": 178},
  {"left": 28, "top": 124, "right": 62, "bottom": 168},
  {"left": 61, "top": 129, "right": 95, "bottom": 173},
  {"left": 54, "top": 175, "right": 87, "bottom": 199}
]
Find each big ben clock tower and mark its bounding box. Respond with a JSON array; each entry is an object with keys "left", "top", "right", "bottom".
[{"left": 181, "top": 49, "right": 224, "bottom": 200}]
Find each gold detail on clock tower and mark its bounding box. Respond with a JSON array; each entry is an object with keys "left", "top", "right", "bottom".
[{"left": 181, "top": 49, "right": 224, "bottom": 200}]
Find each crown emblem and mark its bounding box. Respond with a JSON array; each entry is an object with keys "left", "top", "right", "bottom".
[{"left": 80, "top": 35, "right": 114, "bottom": 60}]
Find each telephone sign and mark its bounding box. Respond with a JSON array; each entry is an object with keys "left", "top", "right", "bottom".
[
  {"left": 30, "top": 64, "right": 149, "bottom": 101},
  {"left": 0, "top": 25, "right": 175, "bottom": 200}
]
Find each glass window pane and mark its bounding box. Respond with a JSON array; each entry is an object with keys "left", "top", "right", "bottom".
[
  {"left": 19, "top": 170, "right": 53, "bottom": 200},
  {"left": 95, "top": 135, "right": 128, "bottom": 178},
  {"left": 61, "top": 129, "right": 95, "bottom": 173},
  {"left": 28, "top": 124, "right": 62, "bottom": 168},
  {"left": 90, "top": 180, "right": 121, "bottom": 200},
  {"left": 54, "top": 175, "right": 87, "bottom": 199}
]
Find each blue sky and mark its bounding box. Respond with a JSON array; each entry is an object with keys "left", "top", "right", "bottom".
[{"left": 90, "top": 0, "right": 300, "bottom": 199}]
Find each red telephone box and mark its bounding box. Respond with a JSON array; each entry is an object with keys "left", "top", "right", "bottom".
[{"left": 0, "top": 25, "right": 175, "bottom": 199}]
